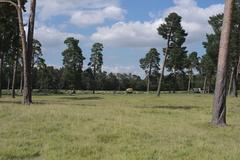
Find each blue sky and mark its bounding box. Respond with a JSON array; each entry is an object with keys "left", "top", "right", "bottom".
[{"left": 33, "top": 0, "right": 224, "bottom": 77}]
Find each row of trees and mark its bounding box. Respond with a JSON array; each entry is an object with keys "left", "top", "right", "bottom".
[
  {"left": 61, "top": 37, "right": 104, "bottom": 94},
  {"left": 139, "top": 13, "right": 211, "bottom": 95},
  {"left": 0, "top": 35, "right": 207, "bottom": 94},
  {"left": 1, "top": 64, "right": 207, "bottom": 93}
]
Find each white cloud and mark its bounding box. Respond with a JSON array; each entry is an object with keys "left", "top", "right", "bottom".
[
  {"left": 91, "top": 0, "right": 224, "bottom": 48},
  {"left": 70, "top": 6, "right": 125, "bottom": 27},
  {"left": 103, "top": 65, "right": 142, "bottom": 76},
  {"left": 37, "top": 0, "right": 124, "bottom": 26},
  {"left": 35, "top": 26, "right": 85, "bottom": 49},
  {"left": 91, "top": 19, "right": 164, "bottom": 48},
  {"left": 173, "top": 0, "right": 197, "bottom": 7}
]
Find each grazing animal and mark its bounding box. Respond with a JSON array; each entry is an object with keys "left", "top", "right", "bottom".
[{"left": 126, "top": 88, "right": 133, "bottom": 94}]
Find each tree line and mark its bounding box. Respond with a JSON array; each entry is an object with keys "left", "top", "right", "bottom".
[{"left": 0, "top": 36, "right": 206, "bottom": 94}]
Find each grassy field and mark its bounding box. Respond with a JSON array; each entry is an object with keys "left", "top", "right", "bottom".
[{"left": 0, "top": 93, "right": 240, "bottom": 160}]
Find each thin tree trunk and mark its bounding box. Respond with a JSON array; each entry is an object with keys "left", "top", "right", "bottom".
[
  {"left": 147, "top": 65, "right": 152, "bottom": 93},
  {"left": 203, "top": 76, "right": 207, "bottom": 94},
  {"left": 20, "top": 64, "right": 23, "bottom": 93},
  {"left": 228, "top": 67, "right": 234, "bottom": 95},
  {"left": 157, "top": 30, "right": 172, "bottom": 96},
  {"left": 187, "top": 75, "right": 191, "bottom": 93},
  {"left": 173, "top": 69, "right": 176, "bottom": 93},
  {"left": 187, "top": 70, "right": 192, "bottom": 93},
  {"left": 227, "top": 66, "right": 237, "bottom": 97},
  {"left": 0, "top": 53, "right": 3, "bottom": 98},
  {"left": 7, "top": 76, "right": 10, "bottom": 90},
  {"left": 212, "top": 0, "right": 233, "bottom": 126},
  {"left": 232, "top": 67, "right": 237, "bottom": 97},
  {"left": 11, "top": 55, "right": 18, "bottom": 98},
  {"left": 93, "top": 66, "right": 96, "bottom": 94},
  {"left": 235, "top": 55, "right": 240, "bottom": 97}
]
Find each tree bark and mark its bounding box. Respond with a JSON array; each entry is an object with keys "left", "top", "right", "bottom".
[
  {"left": 203, "top": 76, "right": 207, "bottom": 94},
  {"left": 11, "top": 55, "right": 18, "bottom": 98},
  {"left": 0, "top": 53, "right": 3, "bottom": 98},
  {"left": 7, "top": 76, "right": 10, "bottom": 90},
  {"left": 26, "top": 0, "right": 36, "bottom": 103},
  {"left": 228, "top": 66, "right": 237, "bottom": 97},
  {"left": 20, "top": 63, "right": 23, "bottom": 93},
  {"left": 16, "top": 0, "right": 30, "bottom": 104},
  {"left": 93, "top": 66, "right": 96, "bottom": 94},
  {"left": 187, "top": 69, "right": 192, "bottom": 93},
  {"left": 147, "top": 64, "right": 152, "bottom": 93},
  {"left": 228, "top": 67, "right": 234, "bottom": 95},
  {"left": 235, "top": 56, "right": 240, "bottom": 97},
  {"left": 212, "top": 0, "right": 234, "bottom": 126},
  {"left": 188, "top": 75, "right": 191, "bottom": 93},
  {"left": 232, "top": 67, "right": 237, "bottom": 97},
  {"left": 173, "top": 68, "right": 176, "bottom": 93}
]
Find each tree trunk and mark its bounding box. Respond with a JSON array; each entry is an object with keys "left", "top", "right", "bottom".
[
  {"left": 228, "top": 66, "right": 237, "bottom": 97},
  {"left": 235, "top": 55, "right": 240, "bottom": 97},
  {"left": 147, "top": 65, "right": 152, "bottom": 93},
  {"left": 203, "top": 76, "right": 207, "bottom": 94},
  {"left": 212, "top": 0, "right": 233, "bottom": 126},
  {"left": 20, "top": 64, "right": 23, "bottom": 93},
  {"left": 16, "top": 0, "right": 30, "bottom": 104},
  {"left": 228, "top": 67, "right": 234, "bottom": 95},
  {"left": 0, "top": 53, "right": 3, "bottom": 98},
  {"left": 173, "top": 69, "right": 176, "bottom": 93},
  {"left": 27, "top": 0, "right": 36, "bottom": 103},
  {"left": 232, "top": 68, "right": 237, "bottom": 97},
  {"left": 187, "top": 70, "right": 192, "bottom": 93},
  {"left": 235, "top": 21, "right": 240, "bottom": 97},
  {"left": 11, "top": 55, "right": 18, "bottom": 98},
  {"left": 93, "top": 66, "right": 96, "bottom": 94},
  {"left": 157, "top": 30, "right": 172, "bottom": 96},
  {"left": 7, "top": 76, "right": 10, "bottom": 90}
]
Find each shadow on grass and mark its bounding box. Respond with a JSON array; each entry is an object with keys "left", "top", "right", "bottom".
[
  {"left": 0, "top": 100, "right": 49, "bottom": 105},
  {"left": 59, "top": 96, "right": 104, "bottom": 101},
  {"left": 135, "top": 105, "right": 200, "bottom": 110},
  {"left": 0, "top": 99, "right": 100, "bottom": 107}
]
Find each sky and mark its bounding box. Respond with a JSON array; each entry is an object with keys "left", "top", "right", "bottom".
[{"left": 31, "top": 0, "right": 225, "bottom": 77}]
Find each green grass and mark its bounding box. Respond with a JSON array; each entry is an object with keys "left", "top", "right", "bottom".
[{"left": 0, "top": 93, "right": 240, "bottom": 160}]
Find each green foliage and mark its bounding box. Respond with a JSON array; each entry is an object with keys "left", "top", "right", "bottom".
[
  {"left": 89, "top": 43, "right": 104, "bottom": 74},
  {"left": 139, "top": 48, "right": 160, "bottom": 75},
  {"left": 62, "top": 37, "right": 85, "bottom": 91},
  {"left": 186, "top": 52, "right": 200, "bottom": 75},
  {"left": 157, "top": 12, "right": 188, "bottom": 73},
  {"left": 202, "top": 14, "right": 222, "bottom": 67},
  {"left": 200, "top": 54, "right": 215, "bottom": 78},
  {"left": 32, "top": 39, "right": 44, "bottom": 68},
  {"left": 157, "top": 12, "right": 183, "bottom": 41},
  {"left": 88, "top": 43, "right": 104, "bottom": 92},
  {"left": 203, "top": 1, "right": 240, "bottom": 68}
]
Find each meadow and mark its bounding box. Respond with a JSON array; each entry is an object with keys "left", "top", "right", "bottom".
[{"left": 0, "top": 93, "right": 240, "bottom": 160}]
